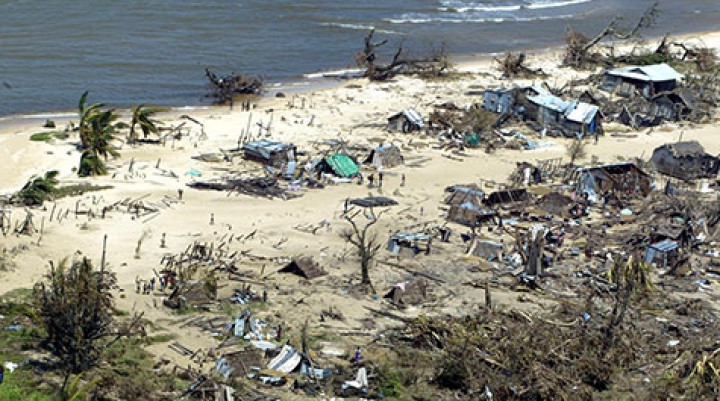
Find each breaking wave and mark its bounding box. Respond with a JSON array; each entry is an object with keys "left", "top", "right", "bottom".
[
  {"left": 437, "top": 0, "right": 591, "bottom": 13},
  {"left": 319, "top": 22, "right": 397, "bottom": 35},
  {"left": 386, "top": 13, "right": 575, "bottom": 24}
]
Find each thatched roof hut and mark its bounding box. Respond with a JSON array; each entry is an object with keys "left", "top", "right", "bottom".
[
  {"left": 384, "top": 279, "right": 430, "bottom": 305},
  {"left": 278, "top": 257, "right": 327, "bottom": 279},
  {"left": 364, "top": 145, "right": 405, "bottom": 169}
]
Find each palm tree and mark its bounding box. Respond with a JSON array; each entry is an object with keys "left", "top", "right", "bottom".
[
  {"left": 13, "top": 170, "right": 60, "bottom": 206},
  {"left": 76, "top": 92, "right": 123, "bottom": 177},
  {"left": 128, "top": 104, "right": 168, "bottom": 144}
]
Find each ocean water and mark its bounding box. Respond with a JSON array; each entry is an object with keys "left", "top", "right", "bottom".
[{"left": 0, "top": 0, "right": 718, "bottom": 120}]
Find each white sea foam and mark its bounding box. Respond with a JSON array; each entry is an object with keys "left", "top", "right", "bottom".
[
  {"left": 304, "top": 68, "right": 364, "bottom": 79},
  {"left": 386, "top": 13, "right": 575, "bottom": 24},
  {"left": 437, "top": 0, "right": 591, "bottom": 13},
  {"left": 319, "top": 22, "right": 397, "bottom": 35},
  {"left": 20, "top": 112, "right": 76, "bottom": 120},
  {"left": 526, "top": 0, "right": 592, "bottom": 10}
]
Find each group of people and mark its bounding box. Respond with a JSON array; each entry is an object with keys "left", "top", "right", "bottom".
[
  {"left": 362, "top": 172, "right": 406, "bottom": 188},
  {"left": 136, "top": 274, "right": 176, "bottom": 295}
]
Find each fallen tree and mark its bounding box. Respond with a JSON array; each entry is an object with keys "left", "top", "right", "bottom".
[
  {"left": 205, "top": 68, "right": 262, "bottom": 105},
  {"left": 356, "top": 29, "right": 450, "bottom": 81},
  {"left": 563, "top": 2, "right": 660, "bottom": 68}
]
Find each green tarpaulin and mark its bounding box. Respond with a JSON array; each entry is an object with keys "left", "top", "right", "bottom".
[{"left": 324, "top": 154, "right": 359, "bottom": 177}]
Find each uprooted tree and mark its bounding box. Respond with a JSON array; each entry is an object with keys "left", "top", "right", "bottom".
[
  {"left": 494, "top": 51, "right": 547, "bottom": 78},
  {"left": 356, "top": 29, "right": 450, "bottom": 81},
  {"left": 205, "top": 68, "right": 263, "bottom": 106},
  {"left": 341, "top": 206, "right": 385, "bottom": 293},
  {"left": 563, "top": 1, "right": 660, "bottom": 68},
  {"left": 33, "top": 256, "right": 145, "bottom": 374}
]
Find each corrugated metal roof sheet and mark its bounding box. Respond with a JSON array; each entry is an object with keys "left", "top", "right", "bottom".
[
  {"left": 391, "top": 232, "right": 430, "bottom": 241},
  {"left": 649, "top": 239, "right": 679, "bottom": 252},
  {"left": 565, "top": 102, "right": 599, "bottom": 124},
  {"left": 527, "top": 94, "right": 569, "bottom": 113},
  {"left": 243, "top": 140, "right": 293, "bottom": 159},
  {"left": 606, "top": 63, "right": 683, "bottom": 82},
  {"left": 389, "top": 108, "right": 425, "bottom": 128}
]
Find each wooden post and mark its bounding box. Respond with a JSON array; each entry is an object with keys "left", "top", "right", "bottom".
[
  {"left": 49, "top": 203, "right": 57, "bottom": 222},
  {"left": 484, "top": 279, "right": 492, "bottom": 309},
  {"left": 100, "top": 234, "right": 108, "bottom": 270}
]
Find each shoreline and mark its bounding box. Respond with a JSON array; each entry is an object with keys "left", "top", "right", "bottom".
[{"left": 3, "top": 27, "right": 719, "bottom": 130}]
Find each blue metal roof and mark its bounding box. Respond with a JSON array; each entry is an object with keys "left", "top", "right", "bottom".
[
  {"left": 527, "top": 94, "right": 569, "bottom": 113},
  {"left": 649, "top": 239, "right": 679, "bottom": 252}
]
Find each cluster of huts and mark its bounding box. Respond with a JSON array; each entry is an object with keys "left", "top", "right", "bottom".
[
  {"left": 481, "top": 62, "right": 693, "bottom": 137},
  {"left": 386, "top": 62, "right": 693, "bottom": 144},
  {"left": 240, "top": 139, "right": 404, "bottom": 182}
]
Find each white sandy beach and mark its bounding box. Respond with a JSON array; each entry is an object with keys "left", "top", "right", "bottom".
[{"left": 1, "top": 31, "right": 719, "bottom": 378}]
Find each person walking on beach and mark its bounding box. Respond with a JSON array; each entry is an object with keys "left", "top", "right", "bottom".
[
  {"left": 378, "top": 171, "right": 384, "bottom": 187},
  {"left": 178, "top": 188, "right": 184, "bottom": 200},
  {"left": 400, "top": 173, "right": 406, "bottom": 187}
]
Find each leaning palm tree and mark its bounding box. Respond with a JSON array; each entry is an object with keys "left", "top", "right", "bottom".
[
  {"left": 128, "top": 103, "right": 168, "bottom": 144},
  {"left": 13, "top": 170, "right": 60, "bottom": 206},
  {"left": 76, "top": 92, "right": 124, "bottom": 177}
]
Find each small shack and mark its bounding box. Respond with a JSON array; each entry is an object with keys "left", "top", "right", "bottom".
[
  {"left": 384, "top": 279, "right": 429, "bottom": 305},
  {"left": 466, "top": 239, "right": 505, "bottom": 260},
  {"left": 243, "top": 140, "right": 296, "bottom": 167},
  {"left": 645, "top": 239, "right": 680, "bottom": 268},
  {"left": 315, "top": 154, "right": 360, "bottom": 178},
  {"left": 444, "top": 184, "right": 485, "bottom": 206},
  {"left": 278, "top": 257, "right": 327, "bottom": 279},
  {"left": 484, "top": 188, "right": 531, "bottom": 207},
  {"left": 600, "top": 63, "right": 683, "bottom": 98},
  {"left": 483, "top": 88, "right": 516, "bottom": 114},
  {"left": 527, "top": 94, "right": 569, "bottom": 126},
  {"left": 364, "top": 145, "right": 404, "bottom": 169},
  {"left": 388, "top": 108, "right": 425, "bottom": 133},
  {"left": 650, "top": 140, "right": 720, "bottom": 181},
  {"left": 563, "top": 101, "right": 602, "bottom": 138},
  {"left": 575, "top": 162, "right": 652, "bottom": 200},
  {"left": 526, "top": 94, "right": 601, "bottom": 137},
  {"left": 447, "top": 202, "right": 498, "bottom": 227},
  {"left": 215, "top": 348, "right": 265, "bottom": 378},
  {"left": 387, "top": 232, "right": 430, "bottom": 254}
]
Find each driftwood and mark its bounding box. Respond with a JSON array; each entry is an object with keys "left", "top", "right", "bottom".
[
  {"left": 205, "top": 68, "right": 262, "bottom": 105},
  {"left": 494, "top": 52, "right": 547, "bottom": 78},
  {"left": 356, "top": 29, "right": 448, "bottom": 81}
]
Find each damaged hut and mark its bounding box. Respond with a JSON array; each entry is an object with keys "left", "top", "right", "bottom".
[
  {"left": 600, "top": 63, "right": 684, "bottom": 98},
  {"left": 526, "top": 93, "right": 602, "bottom": 138},
  {"left": 444, "top": 184, "right": 485, "bottom": 206},
  {"left": 243, "top": 140, "right": 296, "bottom": 168},
  {"left": 444, "top": 185, "right": 496, "bottom": 226},
  {"left": 387, "top": 232, "right": 430, "bottom": 255},
  {"left": 574, "top": 162, "right": 652, "bottom": 200},
  {"left": 384, "top": 279, "right": 430, "bottom": 305},
  {"left": 278, "top": 257, "right": 327, "bottom": 280},
  {"left": 314, "top": 153, "right": 360, "bottom": 178},
  {"left": 387, "top": 108, "right": 424, "bottom": 133},
  {"left": 484, "top": 188, "right": 531, "bottom": 208},
  {"left": 649, "top": 140, "right": 720, "bottom": 181},
  {"left": 466, "top": 239, "right": 505, "bottom": 260},
  {"left": 363, "top": 145, "right": 404, "bottom": 169}
]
